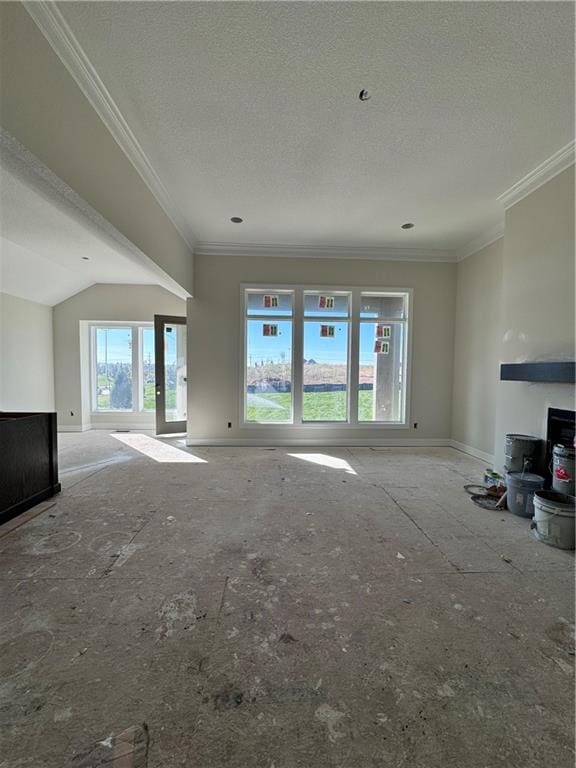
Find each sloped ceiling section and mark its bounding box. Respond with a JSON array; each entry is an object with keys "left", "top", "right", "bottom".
[
  {"left": 37, "top": 0, "right": 575, "bottom": 255},
  {"left": 0, "top": 130, "right": 189, "bottom": 306},
  {"left": 0, "top": 2, "right": 194, "bottom": 296}
]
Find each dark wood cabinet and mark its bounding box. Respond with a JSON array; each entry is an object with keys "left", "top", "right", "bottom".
[{"left": 0, "top": 412, "right": 61, "bottom": 525}]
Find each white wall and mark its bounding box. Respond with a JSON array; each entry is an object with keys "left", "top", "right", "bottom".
[
  {"left": 187, "top": 255, "right": 456, "bottom": 445},
  {"left": 0, "top": 292, "right": 55, "bottom": 411},
  {"left": 493, "top": 166, "right": 575, "bottom": 469},
  {"left": 53, "top": 284, "right": 186, "bottom": 430},
  {"left": 451, "top": 239, "right": 503, "bottom": 461}
]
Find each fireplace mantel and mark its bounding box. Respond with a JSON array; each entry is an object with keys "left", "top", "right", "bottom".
[{"left": 500, "top": 362, "right": 575, "bottom": 384}]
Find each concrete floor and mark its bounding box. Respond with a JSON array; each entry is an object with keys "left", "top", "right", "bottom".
[{"left": 1, "top": 432, "right": 574, "bottom": 767}]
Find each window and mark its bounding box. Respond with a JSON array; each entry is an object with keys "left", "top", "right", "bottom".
[
  {"left": 244, "top": 290, "right": 294, "bottom": 423},
  {"left": 243, "top": 287, "right": 410, "bottom": 426},
  {"left": 358, "top": 293, "right": 408, "bottom": 423},
  {"left": 141, "top": 327, "right": 156, "bottom": 411},
  {"left": 162, "top": 323, "right": 187, "bottom": 422},
  {"left": 303, "top": 292, "right": 350, "bottom": 422},
  {"left": 92, "top": 324, "right": 155, "bottom": 413}
]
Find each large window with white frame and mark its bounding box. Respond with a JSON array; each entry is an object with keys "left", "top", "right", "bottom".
[
  {"left": 303, "top": 291, "right": 351, "bottom": 422},
  {"left": 244, "top": 290, "right": 294, "bottom": 423},
  {"left": 91, "top": 323, "right": 156, "bottom": 413},
  {"left": 358, "top": 293, "right": 408, "bottom": 423},
  {"left": 243, "top": 287, "right": 410, "bottom": 426}
]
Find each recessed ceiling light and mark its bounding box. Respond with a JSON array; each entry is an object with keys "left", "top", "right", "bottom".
[
  {"left": 401, "top": 222, "right": 415, "bottom": 230},
  {"left": 81, "top": 256, "right": 90, "bottom": 260},
  {"left": 230, "top": 217, "right": 243, "bottom": 224}
]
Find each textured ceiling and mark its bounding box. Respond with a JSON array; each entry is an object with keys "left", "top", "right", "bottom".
[{"left": 56, "top": 1, "right": 574, "bottom": 250}]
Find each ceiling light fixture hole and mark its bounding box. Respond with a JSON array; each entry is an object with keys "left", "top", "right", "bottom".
[
  {"left": 401, "top": 222, "right": 415, "bottom": 230},
  {"left": 81, "top": 256, "right": 90, "bottom": 260},
  {"left": 230, "top": 217, "right": 243, "bottom": 224}
]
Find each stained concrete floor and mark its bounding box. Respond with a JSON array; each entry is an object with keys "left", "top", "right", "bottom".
[{"left": 1, "top": 432, "right": 574, "bottom": 768}]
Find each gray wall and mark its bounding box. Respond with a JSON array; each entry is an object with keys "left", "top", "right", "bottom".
[
  {"left": 451, "top": 239, "right": 503, "bottom": 459},
  {"left": 451, "top": 165, "right": 575, "bottom": 465},
  {"left": 53, "top": 284, "right": 185, "bottom": 430},
  {"left": 187, "top": 255, "right": 456, "bottom": 444},
  {"left": 494, "top": 166, "right": 575, "bottom": 469},
  {"left": 0, "top": 292, "right": 55, "bottom": 411}
]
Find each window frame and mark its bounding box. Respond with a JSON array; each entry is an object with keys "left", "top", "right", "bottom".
[
  {"left": 302, "top": 290, "right": 352, "bottom": 423},
  {"left": 240, "top": 285, "right": 413, "bottom": 429},
  {"left": 139, "top": 325, "right": 157, "bottom": 414},
  {"left": 89, "top": 321, "right": 154, "bottom": 415},
  {"left": 357, "top": 293, "right": 410, "bottom": 425},
  {"left": 243, "top": 289, "right": 296, "bottom": 425}
]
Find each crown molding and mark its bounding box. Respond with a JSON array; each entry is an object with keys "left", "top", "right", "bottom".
[
  {"left": 455, "top": 221, "right": 505, "bottom": 262},
  {"left": 497, "top": 140, "right": 575, "bottom": 210},
  {"left": 194, "top": 241, "right": 456, "bottom": 262},
  {"left": 23, "top": 1, "right": 196, "bottom": 252},
  {"left": 0, "top": 128, "right": 189, "bottom": 301}
]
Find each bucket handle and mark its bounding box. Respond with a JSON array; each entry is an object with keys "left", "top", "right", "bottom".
[{"left": 535, "top": 502, "right": 574, "bottom": 519}]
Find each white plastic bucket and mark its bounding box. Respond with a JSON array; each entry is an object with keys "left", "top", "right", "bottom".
[{"left": 532, "top": 491, "right": 575, "bottom": 550}]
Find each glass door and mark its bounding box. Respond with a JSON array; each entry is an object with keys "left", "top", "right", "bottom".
[{"left": 154, "top": 315, "right": 187, "bottom": 435}]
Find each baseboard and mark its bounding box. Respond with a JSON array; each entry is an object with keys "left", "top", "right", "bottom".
[
  {"left": 186, "top": 437, "right": 452, "bottom": 448},
  {"left": 449, "top": 439, "right": 494, "bottom": 466},
  {"left": 91, "top": 423, "right": 155, "bottom": 431},
  {"left": 59, "top": 423, "right": 155, "bottom": 433}
]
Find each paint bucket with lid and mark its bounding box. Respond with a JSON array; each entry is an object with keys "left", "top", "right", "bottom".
[
  {"left": 504, "top": 434, "right": 541, "bottom": 473},
  {"left": 552, "top": 444, "right": 575, "bottom": 496},
  {"left": 532, "top": 491, "right": 575, "bottom": 550},
  {"left": 505, "top": 472, "right": 545, "bottom": 518}
]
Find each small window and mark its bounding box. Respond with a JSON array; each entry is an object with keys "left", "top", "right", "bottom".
[
  {"left": 304, "top": 291, "right": 350, "bottom": 317},
  {"left": 246, "top": 290, "right": 293, "bottom": 316},
  {"left": 360, "top": 294, "right": 406, "bottom": 320}
]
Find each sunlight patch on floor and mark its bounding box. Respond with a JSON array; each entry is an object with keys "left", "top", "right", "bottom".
[
  {"left": 287, "top": 452, "right": 357, "bottom": 475},
  {"left": 112, "top": 433, "right": 207, "bottom": 463}
]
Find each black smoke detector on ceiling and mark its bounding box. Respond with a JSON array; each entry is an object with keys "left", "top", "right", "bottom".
[{"left": 230, "top": 217, "right": 243, "bottom": 223}]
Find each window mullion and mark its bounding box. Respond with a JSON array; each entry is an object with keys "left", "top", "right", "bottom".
[
  {"left": 91, "top": 326, "right": 97, "bottom": 412},
  {"left": 293, "top": 290, "right": 303, "bottom": 424},
  {"left": 349, "top": 289, "right": 360, "bottom": 425},
  {"left": 132, "top": 326, "right": 140, "bottom": 413}
]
